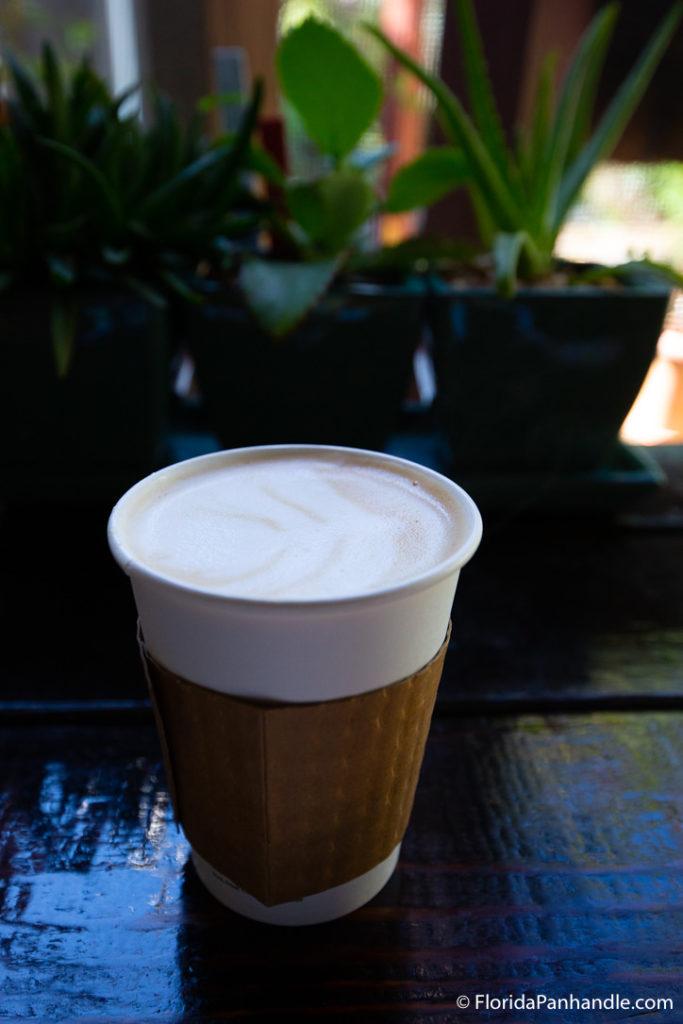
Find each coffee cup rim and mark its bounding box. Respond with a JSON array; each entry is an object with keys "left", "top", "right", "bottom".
[{"left": 107, "top": 444, "right": 483, "bottom": 610}]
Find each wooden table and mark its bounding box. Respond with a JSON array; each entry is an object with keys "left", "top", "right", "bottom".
[{"left": 2, "top": 445, "right": 682, "bottom": 1023}]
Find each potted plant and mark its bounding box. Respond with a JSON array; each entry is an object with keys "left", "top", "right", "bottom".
[
  {"left": 367, "top": 0, "right": 682, "bottom": 488},
  {"left": 0, "top": 44, "right": 262, "bottom": 499},
  {"left": 187, "top": 18, "right": 426, "bottom": 452}
]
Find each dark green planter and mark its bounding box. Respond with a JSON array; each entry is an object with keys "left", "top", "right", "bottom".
[
  {"left": 0, "top": 288, "right": 168, "bottom": 499},
  {"left": 187, "top": 279, "right": 424, "bottom": 452},
  {"left": 428, "top": 276, "right": 671, "bottom": 474}
]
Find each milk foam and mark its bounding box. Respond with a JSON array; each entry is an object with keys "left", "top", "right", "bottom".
[{"left": 119, "top": 452, "right": 458, "bottom": 601}]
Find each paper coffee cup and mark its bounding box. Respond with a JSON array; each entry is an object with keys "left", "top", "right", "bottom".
[{"left": 108, "top": 445, "right": 482, "bottom": 924}]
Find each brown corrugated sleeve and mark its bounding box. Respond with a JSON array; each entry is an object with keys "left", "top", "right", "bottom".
[{"left": 141, "top": 624, "right": 450, "bottom": 906}]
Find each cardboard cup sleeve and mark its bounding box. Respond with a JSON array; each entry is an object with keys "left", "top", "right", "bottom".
[{"left": 140, "top": 623, "right": 451, "bottom": 907}]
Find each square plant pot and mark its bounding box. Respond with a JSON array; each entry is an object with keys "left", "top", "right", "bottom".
[
  {"left": 0, "top": 288, "right": 168, "bottom": 500},
  {"left": 427, "top": 274, "right": 671, "bottom": 475},
  {"left": 187, "top": 279, "right": 425, "bottom": 452}
]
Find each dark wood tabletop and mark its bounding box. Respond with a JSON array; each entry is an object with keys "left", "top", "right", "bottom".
[{"left": 2, "top": 442, "right": 682, "bottom": 1024}]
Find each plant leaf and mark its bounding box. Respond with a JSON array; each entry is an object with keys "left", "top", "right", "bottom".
[
  {"left": 243, "top": 142, "right": 285, "bottom": 185},
  {"left": 135, "top": 143, "right": 221, "bottom": 219},
  {"left": 239, "top": 256, "right": 340, "bottom": 336},
  {"left": 537, "top": 3, "right": 617, "bottom": 240},
  {"left": 101, "top": 246, "right": 131, "bottom": 266},
  {"left": 556, "top": 1, "right": 683, "bottom": 230},
  {"left": 136, "top": 78, "right": 263, "bottom": 219},
  {"left": 516, "top": 51, "right": 556, "bottom": 201},
  {"left": 277, "top": 18, "right": 382, "bottom": 160},
  {"left": 38, "top": 136, "right": 124, "bottom": 227},
  {"left": 454, "top": 0, "right": 522, "bottom": 199},
  {"left": 50, "top": 292, "right": 79, "bottom": 378},
  {"left": 384, "top": 146, "right": 469, "bottom": 212},
  {"left": 571, "top": 258, "right": 683, "bottom": 289},
  {"left": 7, "top": 55, "right": 45, "bottom": 132},
  {"left": 196, "top": 91, "right": 246, "bottom": 114},
  {"left": 492, "top": 231, "right": 528, "bottom": 296},
  {"left": 285, "top": 169, "right": 376, "bottom": 254},
  {"left": 366, "top": 22, "right": 523, "bottom": 234},
  {"left": 41, "top": 42, "right": 67, "bottom": 138},
  {"left": 111, "top": 81, "right": 142, "bottom": 120},
  {"left": 158, "top": 268, "right": 202, "bottom": 303},
  {"left": 120, "top": 274, "right": 167, "bottom": 309},
  {"left": 46, "top": 253, "right": 76, "bottom": 286}
]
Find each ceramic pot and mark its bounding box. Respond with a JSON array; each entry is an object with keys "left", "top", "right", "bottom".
[{"left": 187, "top": 279, "right": 424, "bottom": 452}]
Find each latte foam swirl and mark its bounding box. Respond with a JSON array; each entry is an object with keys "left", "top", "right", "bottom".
[{"left": 120, "top": 453, "right": 457, "bottom": 601}]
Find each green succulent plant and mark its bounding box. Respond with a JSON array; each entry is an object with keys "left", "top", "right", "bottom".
[
  {"left": 368, "top": 0, "right": 683, "bottom": 294},
  {"left": 236, "top": 17, "right": 391, "bottom": 337},
  {"left": 0, "top": 43, "right": 264, "bottom": 375}
]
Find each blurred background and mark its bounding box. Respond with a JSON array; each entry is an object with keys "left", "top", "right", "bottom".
[{"left": 2, "top": 0, "right": 681, "bottom": 445}]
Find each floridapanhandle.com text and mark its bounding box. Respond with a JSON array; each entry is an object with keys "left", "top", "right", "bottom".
[{"left": 453, "top": 992, "right": 674, "bottom": 1012}]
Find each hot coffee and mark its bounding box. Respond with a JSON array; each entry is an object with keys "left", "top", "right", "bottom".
[{"left": 115, "top": 448, "right": 464, "bottom": 601}]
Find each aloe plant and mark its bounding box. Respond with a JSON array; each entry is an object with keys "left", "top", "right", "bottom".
[
  {"left": 237, "top": 17, "right": 388, "bottom": 336},
  {"left": 0, "top": 43, "right": 263, "bottom": 374},
  {"left": 368, "top": 0, "right": 682, "bottom": 294}
]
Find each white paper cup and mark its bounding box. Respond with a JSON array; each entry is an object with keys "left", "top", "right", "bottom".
[
  {"left": 108, "top": 445, "right": 482, "bottom": 923},
  {"left": 191, "top": 845, "right": 402, "bottom": 927}
]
